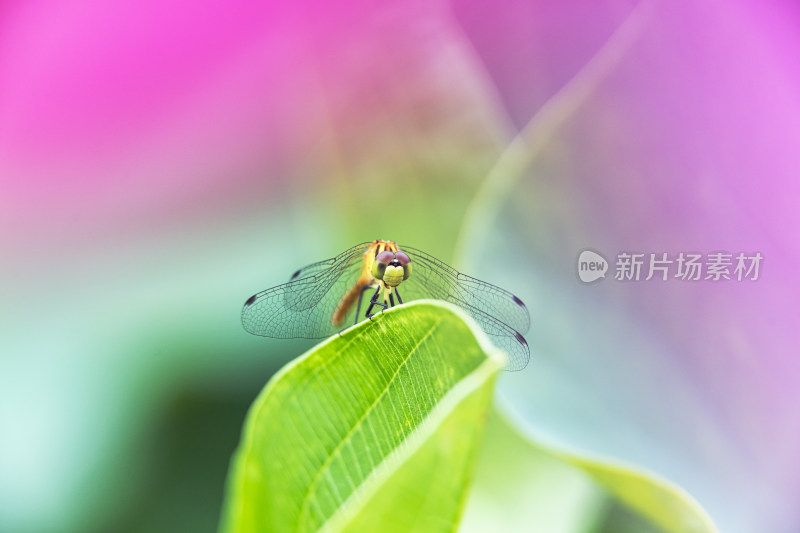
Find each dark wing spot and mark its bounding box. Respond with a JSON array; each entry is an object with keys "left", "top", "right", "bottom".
[
  {"left": 244, "top": 294, "right": 257, "bottom": 306},
  {"left": 514, "top": 331, "right": 528, "bottom": 347},
  {"left": 512, "top": 295, "right": 526, "bottom": 308},
  {"left": 290, "top": 269, "right": 302, "bottom": 280}
]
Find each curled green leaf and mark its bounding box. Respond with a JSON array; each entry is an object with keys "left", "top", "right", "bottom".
[{"left": 220, "top": 300, "right": 504, "bottom": 533}]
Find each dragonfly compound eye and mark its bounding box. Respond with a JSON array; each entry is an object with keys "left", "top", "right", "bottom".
[
  {"left": 395, "top": 251, "right": 412, "bottom": 280},
  {"left": 371, "top": 251, "right": 395, "bottom": 280},
  {"left": 382, "top": 251, "right": 411, "bottom": 287}
]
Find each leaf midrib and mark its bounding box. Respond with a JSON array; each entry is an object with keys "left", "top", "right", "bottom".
[{"left": 294, "top": 317, "right": 444, "bottom": 533}]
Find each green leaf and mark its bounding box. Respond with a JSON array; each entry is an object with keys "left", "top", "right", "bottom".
[{"left": 219, "top": 300, "right": 504, "bottom": 533}]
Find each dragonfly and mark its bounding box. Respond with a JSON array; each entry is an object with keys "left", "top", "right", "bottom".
[{"left": 241, "top": 240, "right": 531, "bottom": 371}]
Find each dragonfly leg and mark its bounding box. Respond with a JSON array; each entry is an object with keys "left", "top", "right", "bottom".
[
  {"left": 395, "top": 287, "right": 403, "bottom": 304},
  {"left": 365, "top": 284, "right": 387, "bottom": 320},
  {"left": 353, "top": 284, "right": 375, "bottom": 325},
  {"left": 389, "top": 292, "right": 395, "bottom": 307}
]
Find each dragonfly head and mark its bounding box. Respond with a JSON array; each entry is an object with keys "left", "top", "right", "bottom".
[{"left": 372, "top": 250, "right": 412, "bottom": 288}]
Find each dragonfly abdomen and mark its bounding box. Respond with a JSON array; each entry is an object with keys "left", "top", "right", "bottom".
[{"left": 332, "top": 277, "right": 371, "bottom": 326}]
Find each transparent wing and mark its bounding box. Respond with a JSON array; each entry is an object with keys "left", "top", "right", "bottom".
[
  {"left": 286, "top": 249, "right": 361, "bottom": 282},
  {"left": 241, "top": 243, "right": 371, "bottom": 338},
  {"left": 401, "top": 246, "right": 530, "bottom": 333},
  {"left": 399, "top": 246, "right": 531, "bottom": 371}
]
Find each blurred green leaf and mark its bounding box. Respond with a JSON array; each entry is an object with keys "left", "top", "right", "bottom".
[
  {"left": 559, "top": 447, "right": 719, "bottom": 533},
  {"left": 220, "top": 301, "right": 504, "bottom": 533},
  {"left": 461, "top": 410, "right": 606, "bottom": 533},
  {"left": 493, "top": 410, "right": 719, "bottom": 533}
]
